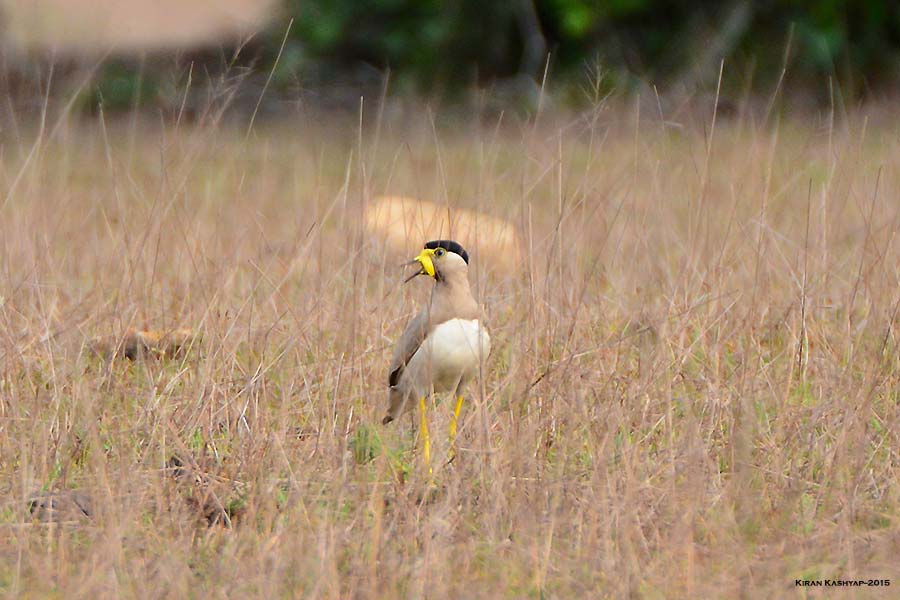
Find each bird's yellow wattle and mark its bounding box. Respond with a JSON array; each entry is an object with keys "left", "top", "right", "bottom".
[{"left": 414, "top": 248, "right": 436, "bottom": 278}]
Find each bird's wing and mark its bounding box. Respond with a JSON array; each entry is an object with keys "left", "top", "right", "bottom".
[{"left": 388, "top": 310, "right": 429, "bottom": 387}]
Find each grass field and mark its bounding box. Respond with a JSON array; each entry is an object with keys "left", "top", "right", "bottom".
[{"left": 2, "top": 97, "right": 900, "bottom": 598}]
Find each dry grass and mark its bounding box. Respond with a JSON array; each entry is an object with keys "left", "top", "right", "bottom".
[
  {"left": 364, "top": 195, "right": 523, "bottom": 274},
  {"left": 2, "top": 98, "right": 900, "bottom": 598}
]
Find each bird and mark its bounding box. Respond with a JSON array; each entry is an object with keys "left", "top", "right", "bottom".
[{"left": 382, "top": 240, "right": 491, "bottom": 468}]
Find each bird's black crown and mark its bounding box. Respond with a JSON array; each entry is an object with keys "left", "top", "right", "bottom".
[{"left": 425, "top": 240, "right": 469, "bottom": 264}]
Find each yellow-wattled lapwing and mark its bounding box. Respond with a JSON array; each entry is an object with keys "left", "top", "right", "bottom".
[{"left": 382, "top": 240, "right": 491, "bottom": 468}]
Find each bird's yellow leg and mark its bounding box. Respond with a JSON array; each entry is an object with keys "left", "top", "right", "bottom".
[
  {"left": 448, "top": 396, "right": 464, "bottom": 460},
  {"left": 419, "top": 396, "right": 432, "bottom": 473}
]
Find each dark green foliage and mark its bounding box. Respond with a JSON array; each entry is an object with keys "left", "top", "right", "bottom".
[
  {"left": 277, "top": 0, "right": 900, "bottom": 98},
  {"left": 285, "top": 0, "right": 522, "bottom": 89},
  {"left": 88, "top": 0, "right": 900, "bottom": 107},
  {"left": 89, "top": 61, "right": 157, "bottom": 111}
]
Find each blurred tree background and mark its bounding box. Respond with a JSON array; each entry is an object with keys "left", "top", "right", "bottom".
[
  {"left": 3, "top": 0, "right": 900, "bottom": 113},
  {"left": 284, "top": 0, "right": 900, "bottom": 91}
]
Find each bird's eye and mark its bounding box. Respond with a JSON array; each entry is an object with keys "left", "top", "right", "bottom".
[{"left": 434, "top": 248, "right": 446, "bottom": 257}]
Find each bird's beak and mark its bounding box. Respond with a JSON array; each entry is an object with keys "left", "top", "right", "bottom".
[{"left": 403, "top": 248, "right": 436, "bottom": 283}]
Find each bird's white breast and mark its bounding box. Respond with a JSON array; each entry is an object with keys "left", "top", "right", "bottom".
[{"left": 406, "top": 318, "right": 491, "bottom": 394}]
